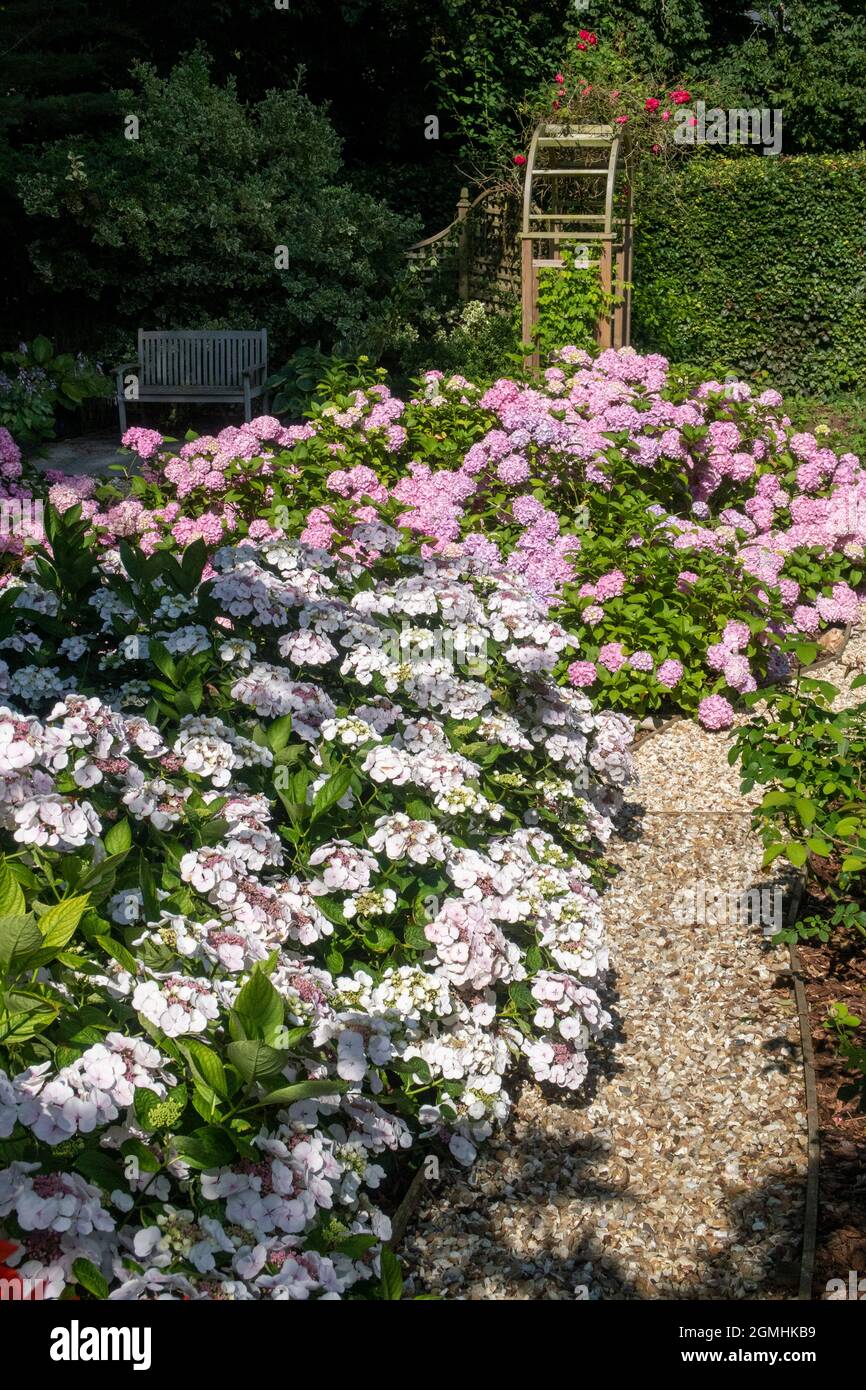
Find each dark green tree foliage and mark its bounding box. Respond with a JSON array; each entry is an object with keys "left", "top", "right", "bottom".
[
  {"left": 591, "top": 1, "right": 866, "bottom": 155},
  {"left": 14, "top": 50, "right": 419, "bottom": 361}
]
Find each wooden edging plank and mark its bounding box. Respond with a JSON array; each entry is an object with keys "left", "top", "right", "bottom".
[{"left": 784, "top": 873, "right": 821, "bottom": 1302}]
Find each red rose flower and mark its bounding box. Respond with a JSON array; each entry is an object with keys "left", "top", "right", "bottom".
[
  {"left": 644, "top": 97, "right": 660, "bottom": 112},
  {"left": 670, "top": 88, "right": 692, "bottom": 105},
  {"left": 554, "top": 72, "right": 565, "bottom": 84},
  {"left": 513, "top": 154, "right": 527, "bottom": 166},
  {"left": 577, "top": 41, "right": 586, "bottom": 50}
]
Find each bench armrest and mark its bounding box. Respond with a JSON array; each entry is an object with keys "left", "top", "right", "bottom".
[
  {"left": 115, "top": 361, "right": 138, "bottom": 386},
  {"left": 242, "top": 359, "right": 267, "bottom": 384}
]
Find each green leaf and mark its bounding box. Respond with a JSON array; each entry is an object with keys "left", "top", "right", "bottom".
[
  {"left": 0, "top": 995, "right": 60, "bottom": 1043},
  {"left": 149, "top": 639, "right": 179, "bottom": 686},
  {"left": 835, "top": 818, "right": 860, "bottom": 837},
  {"left": 805, "top": 838, "right": 832, "bottom": 857},
  {"left": 72, "top": 1257, "right": 109, "bottom": 1300},
  {"left": 762, "top": 843, "right": 787, "bottom": 867},
  {"left": 379, "top": 1247, "right": 404, "bottom": 1300},
  {"left": 508, "top": 981, "right": 534, "bottom": 1012},
  {"left": 785, "top": 842, "right": 809, "bottom": 868},
  {"left": 0, "top": 913, "right": 41, "bottom": 974},
  {"left": 267, "top": 715, "right": 293, "bottom": 752},
  {"left": 226, "top": 1040, "right": 288, "bottom": 1084},
  {"left": 233, "top": 969, "right": 284, "bottom": 1042},
  {"left": 794, "top": 797, "right": 816, "bottom": 827},
  {"left": 250, "top": 1079, "right": 348, "bottom": 1107},
  {"left": 76, "top": 1149, "right": 125, "bottom": 1190},
  {"left": 119, "top": 1137, "right": 161, "bottom": 1174},
  {"left": 40, "top": 895, "right": 90, "bottom": 950},
  {"left": 75, "top": 850, "right": 131, "bottom": 899},
  {"left": 171, "top": 1126, "right": 236, "bottom": 1170},
  {"left": 325, "top": 947, "right": 344, "bottom": 975},
  {"left": 404, "top": 920, "right": 430, "bottom": 951},
  {"left": 0, "top": 860, "right": 26, "bottom": 916},
  {"left": 30, "top": 334, "right": 53, "bottom": 365},
  {"left": 104, "top": 819, "right": 133, "bottom": 855},
  {"left": 525, "top": 945, "right": 543, "bottom": 973},
  {"left": 181, "top": 1039, "right": 229, "bottom": 1099},
  {"left": 335, "top": 1234, "right": 378, "bottom": 1259},
  {"left": 362, "top": 925, "right": 397, "bottom": 953},
  {"left": 310, "top": 766, "right": 353, "bottom": 822},
  {"left": 94, "top": 934, "right": 138, "bottom": 975},
  {"left": 795, "top": 642, "right": 819, "bottom": 667}
]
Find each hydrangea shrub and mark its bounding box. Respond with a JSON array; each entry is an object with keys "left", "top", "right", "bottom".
[
  {"left": 0, "top": 505, "right": 632, "bottom": 1300},
  {"left": 70, "top": 349, "right": 866, "bottom": 727}
]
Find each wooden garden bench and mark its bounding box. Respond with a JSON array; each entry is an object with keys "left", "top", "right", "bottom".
[{"left": 116, "top": 329, "right": 269, "bottom": 433}]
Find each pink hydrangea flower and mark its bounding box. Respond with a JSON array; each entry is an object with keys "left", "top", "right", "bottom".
[
  {"left": 121, "top": 427, "right": 164, "bottom": 460},
  {"left": 722, "top": 620, "right": 750, "bottom": 651},
  {"left": 595, "top": 569, "right": 626, "bottom": 600},
  {"left": 597, "top": 642, "right": 626, "bottom": 673},
  {"left": 722, "top": 654, "right": 756, "bottom": 693},
  {"left": 497, "top": 455, "right": 530, "bottom": 485},
  {"left": 656, "top": 659, "right": 684, "bottom": 688},
  {"left": 793, "top": 604, "right": 820, "bottom": 634},
  {"left": 567, "top": 660, "right": 597, "bottom": 688},
  {"left": 628, "top": 650, "right": 654, "bottom": 672},
  {"left": 698, "top": 695, "right": 735, "bottom": 730},
  {"left": 0, "top": 427, "right": 22, "bottom": 479}
]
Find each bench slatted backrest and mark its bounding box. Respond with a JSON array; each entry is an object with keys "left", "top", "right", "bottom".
[{"left": 138, "top": 331, "right": 267, "bottom": 390}]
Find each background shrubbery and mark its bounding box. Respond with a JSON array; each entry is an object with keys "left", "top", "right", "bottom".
[
  {"left": 634, "top": 154, "right": 866, "bottom": 395},
  {"left": 15, "top": 51, "right": 419, "bottom": 366}
]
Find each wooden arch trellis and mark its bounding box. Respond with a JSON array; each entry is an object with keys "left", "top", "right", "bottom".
[
  {"left": 520, "top": 121, "right": 634, "bottom": 369},
  {"left": 405, "top": 122, "right": 633, "bottom": 370}
]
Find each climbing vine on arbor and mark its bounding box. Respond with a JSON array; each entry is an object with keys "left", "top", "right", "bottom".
[{"left": 534, "top": 247, "right": 627, "bottom": 357}]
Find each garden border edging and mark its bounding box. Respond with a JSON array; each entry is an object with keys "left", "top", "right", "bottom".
[{"left": 784, "top": 872, "right": 821, "bottom": 1302}]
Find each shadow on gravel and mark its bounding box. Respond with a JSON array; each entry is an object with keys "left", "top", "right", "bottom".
[{"left": 400, "top": 1120, "right": 805, "bottom": 1301}]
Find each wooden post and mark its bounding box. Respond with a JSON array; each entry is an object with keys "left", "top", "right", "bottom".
[
  {"left": 597, "top": 238, "right": 613, "bottom": 350},
  {"left": 456, "top": 187, "right": 471, "bottom": 302},
  {"left": 613, "top": 241, "right": 625, "bottom": 348},
  {"left": 622, "top": 186, "right": 634, "bottom": 347},
  {"left": 521, "top": 238, "right": 539, "bottom": 371}
]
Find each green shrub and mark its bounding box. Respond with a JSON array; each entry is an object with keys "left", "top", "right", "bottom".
[
  {"left": 0, "top": 336, "right": 111, "bottom": 446},
  {"left": 634, "top": 153, "right": 866, "bottom": 395},
  {"left": 732, "top": 674, "right": 866, "bottom": 913},
  {"left": 15, "top": 49, "right": 419, "bottom": 364}
]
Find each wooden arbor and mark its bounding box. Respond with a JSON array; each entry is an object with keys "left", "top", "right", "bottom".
[{"left": 520, "top": 122, "right": 633, "bottom": 369}]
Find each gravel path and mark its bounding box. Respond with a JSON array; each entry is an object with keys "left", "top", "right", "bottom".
[{"left": 399, "top": 720, "right": 810, "bottom": 1300}]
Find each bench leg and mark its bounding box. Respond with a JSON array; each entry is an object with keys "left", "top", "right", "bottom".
[{"left": 117, "top": 374, "right": 128, "bottom": 437}]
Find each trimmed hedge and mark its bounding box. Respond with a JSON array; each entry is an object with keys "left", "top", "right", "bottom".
[{"left": 634, "top": 154, "right": 866, "bottom": 395}]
